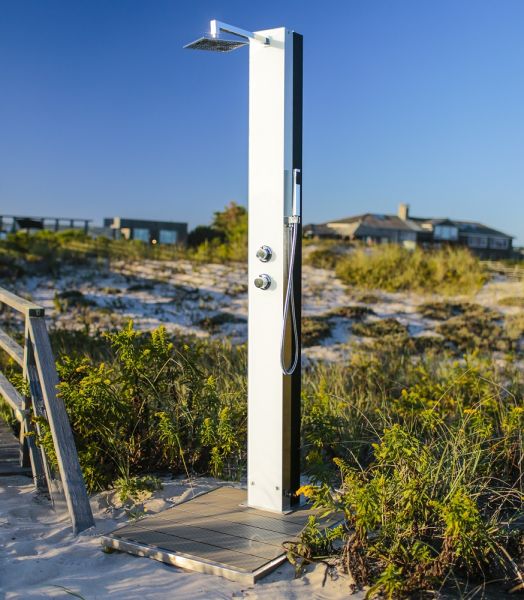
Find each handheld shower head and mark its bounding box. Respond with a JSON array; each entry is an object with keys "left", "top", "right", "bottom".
[{"left": 184, "top": 34, "right": 248, "bottom": 53}]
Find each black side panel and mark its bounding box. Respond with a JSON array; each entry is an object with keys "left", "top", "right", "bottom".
[{"left": 290, "top": 31, "right": 303, "bottom": 504}]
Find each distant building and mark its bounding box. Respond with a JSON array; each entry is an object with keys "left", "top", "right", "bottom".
[
  {"left": 103, "top": 217, "right": 188, "bottom": 246},
  {"left": 0, "top": 215, "right": 91, "bottom": 236},
  {"left": 305, "top": 204, "right": 513, "bottom": 259}
]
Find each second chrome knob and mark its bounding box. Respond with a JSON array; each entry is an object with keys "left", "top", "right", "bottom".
[{"left": 254, "top": 274, "right": 272, "bottom": 290}]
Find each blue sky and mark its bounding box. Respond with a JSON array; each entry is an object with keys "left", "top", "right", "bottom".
[{"left": 1, "top": 0, "right": 523, "bottom": 243}]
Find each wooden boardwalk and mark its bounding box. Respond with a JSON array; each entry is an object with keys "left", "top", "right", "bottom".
[
  {"left": 0, "top": 420, "right": 31, "bottom": 477},
  {"left": 102, "top": 486, "right": 340, "bottom": 584}
]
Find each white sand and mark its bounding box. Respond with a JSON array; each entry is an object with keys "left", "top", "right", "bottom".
[
  {"left": 7, "top": 257, "right": 521, "bottom": 363},
  {"left": 0, "top": 475, "right": 357, "bottom": 600}
]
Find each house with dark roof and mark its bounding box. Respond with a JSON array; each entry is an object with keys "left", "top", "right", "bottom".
[
  {"left": 305, "top": 204, "right": 513, "bottom": 259},
  {"left": 103, "top": 217, "right": 188, "bottom": 246}
]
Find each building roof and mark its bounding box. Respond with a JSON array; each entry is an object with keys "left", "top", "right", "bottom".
[
  {"left": 104, "top": 217, "right": 187, "bottom": 229},
  {"left": 410, "top": 217, "right": 455, "bottom": 226},
  {"left": 409, "top": 216, "right": 512, "bottom": 238},
  {"left": 320, "top": 211, "right": 513, "bottom": 239},
  {"left": 453, "top": 220, "right": 513, "bottom": 238},
  {"left": 326, "top": 213, "right": 424, "bottom": 232}
]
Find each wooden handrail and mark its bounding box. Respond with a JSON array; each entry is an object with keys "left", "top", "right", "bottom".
[
  {"left": 0, "top": 326, "right": 24, "bottom": 366},
  {"left": 0, "top": 285, "right": 94, "bottom": 534},
  {"left": 0, "top": 372, "right": 25, "bottom": 421},
  {"left": 0, "top": 287, "right": 45, "bottom": 316}
]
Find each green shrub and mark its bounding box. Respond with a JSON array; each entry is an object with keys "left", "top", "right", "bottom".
[
  {"left": 436, "top": 308, "right": 513, "bottom": 353},
  {"left": 304, "top": 245, "right": 340, "bottom": 269},
  {"left": 302, "top": 316, "right": 332, "bottom": 346},
  {"left": 297, "top": 354, "right": 524, "bottom": 597},
  {"left": 352, "top": 318, "right": 408, "bottom": 339},
  {"left": 53, "top": 290, "right": 95, "bottom": 313},
  {"left": 285, "top": 515, "right": 344, "bottom": 576},
  {"left": 299, "top": 420, "right": 518, "bottom": 597},
  {"left": 50, "top": 329, "right": 111, "bottom": 362},
  {"left": 335, "top": 246, "right": 486, "bottom": 295},
  {"left": 326, "top": 305, "right": 374, "bottom": 320},
  {"left": 193, "top": 202, "right": 247, "bottom": 263},
  {"left": 114, "top": 475, "right": 163, "bottom": 505},
  {"left": 127, "top": 282, "right": 154, "bottom": 292},
  {"left": 506, "top": 312, "right": 524, "bottom": 343},
  {"left": 420, "top": 301, "right": 496, "bottom": 321},
  {"left": 0, "top": 248, "right": 25, "bottom": 279},
  {"left": 197, "top": 312, "right": 246, "bottom": 333},
  {"left": 355, "top": 293, "right": 381, "bottom": 304},
  {"left": 187, "top": 225, "right": 224, "bottom": 248},
  {"left": 53, "top": 322, "right": 247, "bottom": 491},
  {"left": 498, "top": 296, "right": 524, "bottom": 308},
  {"left": 419, "top": 300, "right": 471, "bottom": 320}
]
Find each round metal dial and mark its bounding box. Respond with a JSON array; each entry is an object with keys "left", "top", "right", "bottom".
[
  {"left": 254, "top": 274, "right": 271, "bottom": 290},
  {"left": 256, "top": 245, "right": 273, "bottom": 262}
]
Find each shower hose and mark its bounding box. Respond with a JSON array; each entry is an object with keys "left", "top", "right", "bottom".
[{"left": 280, "top": 219, "right": 299, "bottom": 375}]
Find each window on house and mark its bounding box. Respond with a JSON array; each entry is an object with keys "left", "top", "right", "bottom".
[
  {"left": 468, "top": 236, "right": 488, "bottom": 248},
  {"left": 434, "top": 225, "right": 458, "bottom": 240},
  {"left": 133, "top": 228, "right": 150, "bottom": 242},
  {"left": 489, "top": 237, "right": 509, "bottom": 249},
  {"left": 159, "top": 229, "right": 178, "bottom": 244}
]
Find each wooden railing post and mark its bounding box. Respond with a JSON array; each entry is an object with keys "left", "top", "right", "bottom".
[
  {"left": 19, "top": 419, "right": 30, "bottom": 468},
  {"left": 23, "top": 322, "right": 53, "bottom": 495},
  {"left": 28, "top": 316, "right": 94, "bottom": 534},
  {"left": 19, "top": 393, "right": 47, "bottom": 492}
]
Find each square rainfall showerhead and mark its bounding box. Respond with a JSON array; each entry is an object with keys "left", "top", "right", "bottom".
[{"left": 184, "top": 34, "right": 249, "bottom": 53}]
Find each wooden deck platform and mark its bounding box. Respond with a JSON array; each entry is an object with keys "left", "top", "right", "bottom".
[
  {"left": 0, "top": 421, "right": 31, "bottom": 477},
  {"left": 101, "top": 486, "right": 339, "bottom": 584}
]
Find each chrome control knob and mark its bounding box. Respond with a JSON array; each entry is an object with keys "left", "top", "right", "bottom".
[
  {"left": 254, "top": 274, "right": 271, "bottom": 290},
  {"left": 256, "top": 245, "right": 272, "bottom": 262}
]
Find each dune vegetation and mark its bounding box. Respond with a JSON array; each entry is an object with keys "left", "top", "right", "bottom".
[
  {"left": 1, "top": 220, "right": 523, "bottom": 597},
  {"left": 2, "top": 319, "right": 523, "bottom": 596},
  {"left": 334, "top": 244, "right": 487, "bottom": 295},
  {"left": 3, "top": 208, "right": 490, "bottom": 298}
]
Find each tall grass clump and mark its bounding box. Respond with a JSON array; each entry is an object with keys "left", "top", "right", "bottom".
[
  {"left": 335, "top": 245, "right": 486, "bottom": 295},
  {"left": 297, "top": 343, "right": 524, "bottom": 596},
  {"left": 303, "top": 239, "right": 344, "bottom": 270}
]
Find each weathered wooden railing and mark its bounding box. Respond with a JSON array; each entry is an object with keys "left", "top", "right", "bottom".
[{"left": 0, "top": 286, "right": 94, "bottom": 534}]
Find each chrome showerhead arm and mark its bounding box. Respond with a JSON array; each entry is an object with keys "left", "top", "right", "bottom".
[
  {"left": 210, "top": 20, "right": 270, "bottom": 45},
  {"left": 184, "top": 19, "right": 270, "bottom": 52}
]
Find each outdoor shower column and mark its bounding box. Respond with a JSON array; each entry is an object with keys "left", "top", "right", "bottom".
[{"left": 247, "top": 28, "right": 303, "bottom": 513}]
